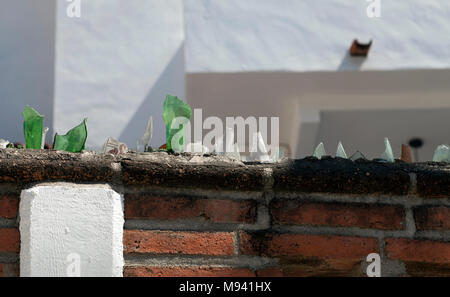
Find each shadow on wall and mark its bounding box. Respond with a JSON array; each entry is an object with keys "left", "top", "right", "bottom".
[
  {"left": 0, "top": 0, "right": 56, "bottom": 143},
  {"left": 119, "top": 44, "right": 186, "bottom": 149},
  {"left": 337, "top": 51, "right": 366, "bottom": 71}
]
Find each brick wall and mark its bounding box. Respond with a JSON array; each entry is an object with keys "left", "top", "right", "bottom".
[
  {"left": 0, "top": 193, "right": 20, "bottom": 277},
  {"left": 0, "top": 149, "right": 449, "bottom": 277}
]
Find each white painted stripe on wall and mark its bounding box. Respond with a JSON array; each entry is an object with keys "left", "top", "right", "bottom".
[{"left": 19, "top": 184, "right": 124, "bottom": 277}]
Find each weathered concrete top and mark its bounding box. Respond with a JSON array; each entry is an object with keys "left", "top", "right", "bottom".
[{"left": 0, "top": 149, "right": 448, "bottom": 197}]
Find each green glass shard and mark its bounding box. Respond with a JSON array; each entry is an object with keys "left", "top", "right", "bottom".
[
  {"left": 380, "top": 137, "right": 395, "bottom": 163},
  {"left": 432, "top": 144, "right": 449, "bottom": 162},
  {"left": 162, "top": 95, "right": 191, "bottom": 152},
  {"left": 313, "top": 142, "right": 326, "bottom": 159},
  {"left": 22, "top": 106, "right": 44, "bottom": 149},
  {"left": 349, "top": 151, "right": 367, "bottom": 161},
  {"left": 336, "top": 141, "right": 348, "bottom": 158},
  {"left": 53, "top": 119, "right": 88, "bottom": 153}
]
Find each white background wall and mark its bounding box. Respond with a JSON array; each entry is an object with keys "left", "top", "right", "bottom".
[
  {"left": 184, "top": 0, "right": 450, "bottom": 72},
  {"left": 54, "top": 0, "right": 185, "bottom": 149},
  {"left": 0, "top": 0, "right": 56, "bottom": 144},
  {"left": 184, "top": 0, "right": 450, "bottom": 160}
]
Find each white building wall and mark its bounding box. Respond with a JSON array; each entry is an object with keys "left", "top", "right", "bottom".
[
  {"left": 184, "top": 0, "right": 450, "bottom": 73},
  {"left": 0, "top": 0, "right": 56, "bottom": 144},
  {"left": 54, "top": 0, "right": 185, "bottom": 149}
]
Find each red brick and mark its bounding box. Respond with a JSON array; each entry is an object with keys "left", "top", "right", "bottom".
[
  {"left": 401, "top": 262, "right": 450, "bottom": 277},
  {"left": 271, "top": 200, "right": 404, "bottom": 230},
  {"left": 0, "top": 195, "right": 18, "bottom": 219},
  {"left": 279, "top": 260, "right": 365, "bottom": 277},
  {"left": 385, "top": 238, "right": 450, "bottom": 264},
  {"left": 240, "top": 232, "right": 378, "bottom": 259},
  {"left": 124, "top": 266, "right": 255, "bottom": 277},
  {"left": 124, "top": 230, "right": 235, "bottom": 256},
  {"left": 203, "top": 199, "right": 256, "bottom": 223},
  {"left": 0, "top": 263, "right": 19, "bottom": 277},
  {"left": 125, "top": 195, "right": 256, "bottom": 223},
  {"left": 256, "top": 260, "right": 368, "bottom": 277},
  {"left": 0, "top": 228, "right": 19, "bottom": 253},
  {"left": 415, "top": 206, "right": 450, "bottom": 231},
  {"left": 125, "top": 196, "right": 201, "bottom": 220}
]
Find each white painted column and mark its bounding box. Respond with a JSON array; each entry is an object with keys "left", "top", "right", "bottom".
[{"left": 19, "top": 184, "right": 124, "bottom": 277}]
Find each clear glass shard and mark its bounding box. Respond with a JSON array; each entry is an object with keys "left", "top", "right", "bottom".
[
  {"left": 215, "top": 127, "right": 234, "bottom": 154},
  {"left": 349, "top": 151, "right": 367, "bottom": 161},
  {"left": 336, "top": 141, "right": 348, "bottom": 158},
  {"left": 313, "top": 142, "right": 326, "bottom": 159},
  {"left": 249, "top": 131, "right": 271, "bottom": 162},
  {"left": 118, "top": 143, "right": 129, "bottom": 154},
  {"left": 103, "top": 137, "right": 128, "bottom": 155},
  {"left": 433, "top": 144, "right": 450, "bottom": 162},
  {"left": 137, "top": 116, "right": 153, "bottom": 152},
  {"left": 271, "top": 147, "right": 286, "bottom": 163},
  {"left": 214, "top": 128, "right": 241, "bottom": 160},
  {"left": 228, "top": 143, "right": 241, "bottom": 161},
  {"left": 271, "top": 147, "right": 280, "bottom": 163},
  {"left": 215, "top": 135, "right": 224, "bottom": 154},
  {"left": 41, "top": 127, "right": 49, "bottom": 149},
  {"left": 0, "top": 139, "right": 10, "bottom": 149},
  {"left": 380, "top": 137, "right": 395, "bottom": 163}
]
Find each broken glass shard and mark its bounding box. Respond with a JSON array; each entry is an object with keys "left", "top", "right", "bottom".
[
  {"left": 41, "top": 127, "right": 49, "bottom": 150},
  {"left": 215, "top": 127, "right": 242, "bottom": 161},
  {"left": 432, "top": 144, "right": 449, "bottom": 162},
  {"left": 335, "top": 141, "right": 347, "bottom": 158},
  {"left": 53, "top": 119, "right": 87, "bottom": 153},
  {"left": 400, "top": 144, "right": 413, "bottom": 163},
  {"left": 103, "top": 137, "right": 128, "bottom": 155},
  {"left": 137, "top": 116, "right": 153, "bottom": 152},
  {"left": 249, "top": 131, "right": 271, "bottom": 162},
  {"left": 349, "top": 151, "right": 367, "bottom": 161},
  {"left": 0, "top": 139, "right": 9, "bottom": 149},
  {"left": 215, "top": 127, "right": 234, "bottom": 154},
  {"left": 313, "top": 142, "right": 326, "bottom": 159},
  {"left": 271, "top": 147, "right": 280, "bottom": 163},
  {"left": 22, "top": 106, "right": 44, "bottom": 149},
  {"left": 162, "top": 95, "right": 191, "bottom": 152},
  {"left": 380, "top": 137, "right": 394, "bottom": 163},
  {"left": 229, "top": 143, "right": 241, "bottom": 161}
]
